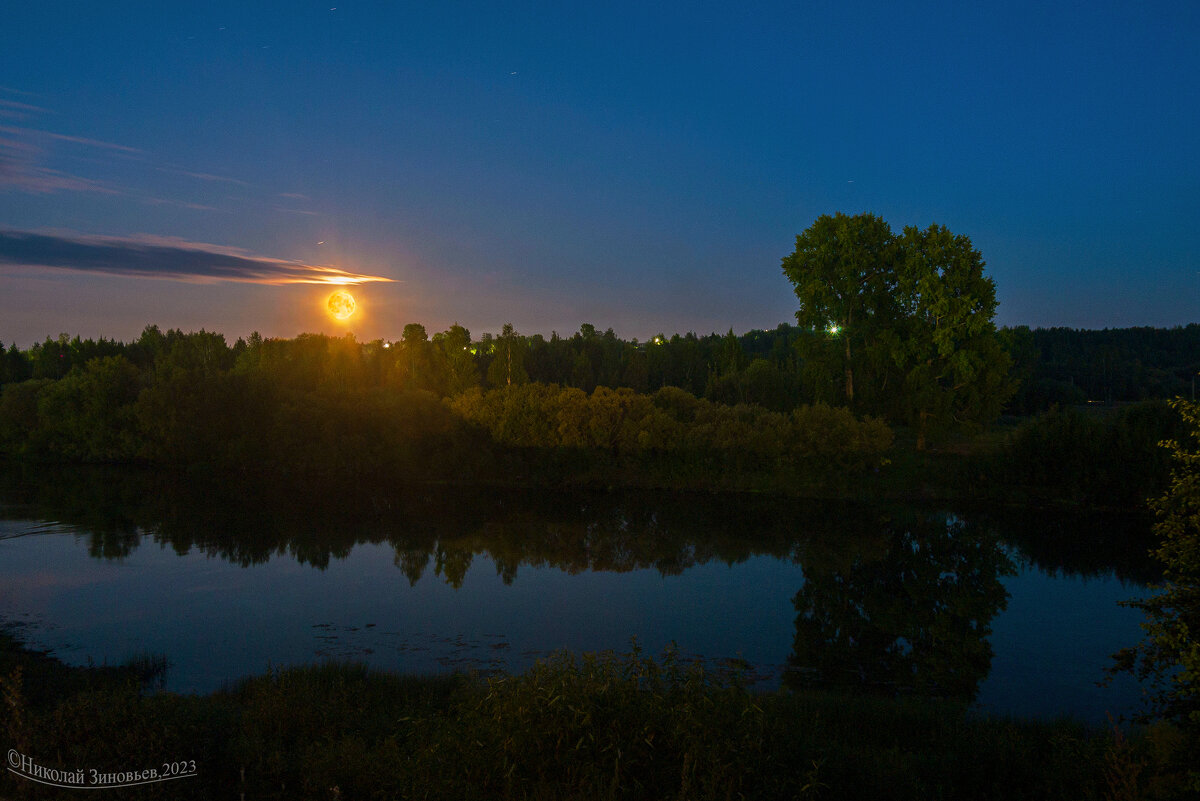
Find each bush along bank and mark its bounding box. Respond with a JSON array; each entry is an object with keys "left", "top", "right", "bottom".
[{"left": 2, "top": 632, "right": 1194, "bottom": 800}]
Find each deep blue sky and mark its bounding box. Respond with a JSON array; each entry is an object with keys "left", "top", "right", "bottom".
[{"left": 2, "top": 0, "right": 1197, "bottom": 346}]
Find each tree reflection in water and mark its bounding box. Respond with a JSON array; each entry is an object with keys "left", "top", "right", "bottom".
[
  {"left": 0, "top": 464, "right": 1152, "bottom": 704},
  {"left": 785, "top": 510, "right": 1014, "bottom": 700}
]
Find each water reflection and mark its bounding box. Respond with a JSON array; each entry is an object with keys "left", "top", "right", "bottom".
[
  {"left": 785, "top": 511, "right": 1013, "bottom": 700},
  {"left": 2, "top": 465, "right": 1158, "bottom": 581},
  {"left": 967, "top": 504, "right": 1159, "bottom": 586},
  {"left": 0, "top": 463, "right": 841, "bottom": 575},
  {"left": 0, "top": 464, "right": 1159, "bottom": 716}
]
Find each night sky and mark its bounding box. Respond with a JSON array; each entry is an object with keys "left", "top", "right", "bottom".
[{"left": 2, "top": 1, "right": 1197, "bottom": 347}]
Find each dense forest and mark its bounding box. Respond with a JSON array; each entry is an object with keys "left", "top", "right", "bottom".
[
  {"left": 3, "top": 322, "right": 1196, "bottom": 414},
  {"left": 0, "top": 324, "right": 893, "bottom": 494},
  {"left": 1004, "top": 325, "right": 1200, "bottom": 413},
  {"left": 0, "top": 322, "right": 1196, "bottom": 498}
]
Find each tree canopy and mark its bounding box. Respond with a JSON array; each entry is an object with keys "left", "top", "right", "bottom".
[
  {"left": 781, "top": 212, "right": 897, "bottom": 408},
  {"left": 782, "top": 213, "right": 1014, "bottom": 446}
]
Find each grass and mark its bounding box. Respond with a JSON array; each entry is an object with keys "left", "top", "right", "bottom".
[{"left": 4, "top": 632, "right": 1193, "bottom": 800}]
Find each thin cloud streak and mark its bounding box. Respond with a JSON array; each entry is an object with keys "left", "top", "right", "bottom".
[
  {"left": 0, "top": 160, "right": 120, "bottom": 194},
  {"left": 0, "top": 120, "right": 133, "bottom": 194},
  {"left": 141, "top": 196, "right": 223, "bottom": 212},
  {"left": 158, "top": 166, "right": 251, "bottom": 186},
  {"left": 0, "top": 100, "right": 51, "bottom": 114},
  {"left": 0, "top": 230, "right": 395, "bottom": 286},
  {"left": 0, "top": 125, "right": 141, "bottom": 153}
]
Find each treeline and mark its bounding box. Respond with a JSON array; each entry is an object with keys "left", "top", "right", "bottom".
[
  {"left": 1004, "top": 324, "right": 1200, "bottom": 413},
  {"left": 2, "top": 323, "right": 1196, "bottom": 419},
  {"left": 0, "top": 326, "right": 890, "bottom": 492},
  {"left": 0, "top": 323, "right": 804, "bottom": 409}
]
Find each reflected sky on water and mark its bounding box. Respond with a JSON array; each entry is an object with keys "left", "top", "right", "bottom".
[{"left": 0, "top": 466, "right": 1156, "bottom": 724}]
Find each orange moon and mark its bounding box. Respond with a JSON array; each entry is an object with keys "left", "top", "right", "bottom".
[{"left": 327, "top": 290, "right": 356, "bottom": 321}]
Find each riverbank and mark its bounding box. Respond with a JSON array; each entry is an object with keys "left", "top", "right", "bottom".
[
  {"left": 1, "top": 411, "right": 1177, "bottom": 516},
  {"left": 2, "top": 629, "right": 1190, "bottom": 800}
]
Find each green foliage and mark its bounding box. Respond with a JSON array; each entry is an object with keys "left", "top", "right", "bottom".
[
  {"left": 0, "top": 378, "right": 54, "bottom": 457},
  {"left": 486, "top": 323, "right": 530, "bottom": 388},
  {"left": 40, "top": 355, "right": 143, "bottom": 461},
  {"left": 0, "top": 357, "right": 142, "bottom": 462},
  {"left": 789, "top": 403, "right": 894, "bottom": 469},
  {"left": 781, "top": 214, "right": 1014, "bottom": 446},
  {"left": 4, "top": 318, "right": 1189, "bottom": 501},
  {"left": 0, "top": 323, "right": 898, "bottom": 491},
  {"left": 433, "top": 323, "right": 479, "bottom": 395},
  {"left": 0, "top": 342, "right": 32, "bottom": 385},
  {"left": 894, "top": 224, "right": 1016, "bottom": 447},
  {"left": 997, "top": 401, "right": 1185, "bottom": 507},
  {"left": 782, "top": 212, "right": 899, "bottom": 408},
  {"left": 425, "top": 646, "right": 775, "bottom": 799},
  {"left": 451, "top": 383, "right": 892, "bottom": 491},
  {"left": 1, "top": 630, "right": 224, "bottom": 800},
  {"left": 230, "top": 662, "right": 458, "bottom": 799},
  {"left": 1003, "top": 325, "right": 1200, "bottom": 413},
  {"left": 2, "top": 628, "right": 1155, "bottom": 801},
  {"left": 1112, "top": 399, "right": 1200, "bottom": 791}
]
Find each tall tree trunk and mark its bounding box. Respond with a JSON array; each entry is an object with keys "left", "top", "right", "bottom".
[{"left": 844, "top": 334, "right": 854, "bottom": 403}]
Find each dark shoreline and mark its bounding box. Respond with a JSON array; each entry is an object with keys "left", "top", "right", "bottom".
[{"left": 1, "top": 627, "right": 1169, "bottom": 801}]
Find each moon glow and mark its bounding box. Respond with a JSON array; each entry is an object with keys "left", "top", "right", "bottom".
[{"left": 327, "top": 290, "right": 357, "bottom": 321}]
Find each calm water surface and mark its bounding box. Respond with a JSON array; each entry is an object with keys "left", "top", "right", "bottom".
[{"left": 0, "top": 467, "right": 1155, "bottom": 724}]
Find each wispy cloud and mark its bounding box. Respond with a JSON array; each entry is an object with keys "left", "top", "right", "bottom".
[
  {"left": 0, "top": 99, "right": 51, "bottom": 120},
  {"left": 0, "top": 86, "right": 38, "bottom": 98},
  {"left": 158, "top": 166, "right": 251, "bottom": 186},
  {"left": 141, "top": 196, "right": 223, "bottom": 212},
  {"left": 0, "top": 229, "right": 395, "bottom": 286},
  {"left": 0, "top": 125, "right": 141, "bottom": 154},
  {"left": 0, "top": 121, "right": 132, "bottom": 194},
  {"left": 0, "top": 149, "right": 120, "bottom": 194},
  {"left": 0, "top": 91, "right": 281, "bottom": 213}
]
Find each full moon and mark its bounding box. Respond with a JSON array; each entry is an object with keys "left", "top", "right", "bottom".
[{"left": 327, "top": 290, "right": 356, "bottom": 321}]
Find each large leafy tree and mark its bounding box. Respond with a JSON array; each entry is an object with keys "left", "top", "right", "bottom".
[
  {"left": 782, "top": 213, "right": 1013, "bottom": 445},
  {"left": 781, "top": 212, "right": 897, "bottom": 408},
  {"left": 894, "top": 224, "right": 1015, "bottom": 449}
]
